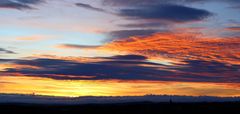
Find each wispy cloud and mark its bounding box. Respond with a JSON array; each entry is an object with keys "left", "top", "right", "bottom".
[
  {"left": 57, "top": 44, "right": 101, "bottom": 49},
  {"left": 118, "top": 22, "right": 168, "bottom": 28},
  {"left": 75, "top": 2, "right": 109, "bottom": 14},
  {"left": 0, "top": 48, "right": 16, "bottom": 54},
  {"left": 15, "top": 35, "right": 53, "bottom": 41},
  {"left": 0, "top": 0, "right": 44, "bottom": 10},
  {"left": 101, "top": 32, "right": 240, "bottom": 65}
]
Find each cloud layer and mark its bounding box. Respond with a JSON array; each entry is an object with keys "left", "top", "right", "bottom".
[
  {"left": 119, "top": 4, "right": 212, "bottom": 22},
  {"left": 101, "top": 1, "right": 214, "bottom": 40},
  {"left": 102, "top": 33, "right": 240, "bottom": 65},
  {"left": 1, "top": 54, "right": 239, "bottom": 83}
]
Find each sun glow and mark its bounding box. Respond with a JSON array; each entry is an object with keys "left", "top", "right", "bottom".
[{"left": 1, "top": 76, "right": 239, "bottom": 97}]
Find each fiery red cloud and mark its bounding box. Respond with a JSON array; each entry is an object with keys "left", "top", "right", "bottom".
[{"left": 101, "top": 32, "right": 240, "bottom": 65}]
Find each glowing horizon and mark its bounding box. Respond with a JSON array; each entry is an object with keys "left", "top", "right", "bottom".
[{"left": 1, "top": 76, "right": 240, "bottom": 97}]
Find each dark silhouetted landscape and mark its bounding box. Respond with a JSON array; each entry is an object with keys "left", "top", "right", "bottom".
[
  {"left": 0, "top": 94, "right": 240, "bottom": 114},
  {"left": 1, "top": 102, "right": 240, "bottom": 114}
]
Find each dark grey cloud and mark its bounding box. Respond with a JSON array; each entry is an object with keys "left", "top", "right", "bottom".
[
  {"left": 0, "top": 48, "right": 16, "bottom": 54},
  {"left": 226, "top": 26, "right": 240, "bottom": 31},
  {"left": 106, "top": 29, "right": 160, "bottom": 41},
  {"left": 118, "top": 22, "right": 168, "bottom": 28},
  {"left": 104, "top": 2, "right": 212, "bottom": 40},
  {"left": 59, "top": 44, "right": 101, "bottom": 49},
  {"left": 109, "top": 55, "right": 147, "bottom": 60},
  {"left": 102, "top": 0, "right": 183, "bottom": 6},
  {"left": 103, "top": 0, "right": 240, "bottom": 6},
  {"left": 178, "top": 60, "right": 240, "bottom": 74},
  {"left": 172, "top": 60, "right": 240, "bottom": 83},
  {"left": 75, "top": 2, "right": 107, "bottom": 13},
  {"left": 221, "top": 0, "right": 240, "bottom": 6},
  {"left": 1, "top": 56, "right": 172, "bottom": 80},
  {"left": 1, "top": 55, "right": 239, "bottom": 83},
  {"left": 0, "top": 0, "right": 44, "bottom": 10},
  {"left": 0, "top": 59, "right": 16, "bottom": 64},
  {"left": 119, "top": 4, "right": 212, "bottom": 22},
  {"left": 230, "top": 5, "right": 240, "bottom": 9}
]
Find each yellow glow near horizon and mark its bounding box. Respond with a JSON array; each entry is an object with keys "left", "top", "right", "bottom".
[{"left": 0, "top": 76, "right": 240, "bottom": 97}]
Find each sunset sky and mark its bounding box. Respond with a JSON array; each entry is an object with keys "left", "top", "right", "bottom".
[{"left": 0, "top": 0, "right": 240, "bottom": 97}]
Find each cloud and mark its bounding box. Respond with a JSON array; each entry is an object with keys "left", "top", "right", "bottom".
[
  {"left": 0, "top": 0, "right": 44, "bottom": 10},
  {"left": 102, "top": 0, "right": 187, "bottom": 6},
  {"left": 118, "top": 4, "right": 212, "bottom": 22},
  {"left": 103, "top": 0, "right": 160, "bottom": 6},
  {"left": 106, "top": 29, "right": 161, "bottom": 41},
  {"left": 109, "top": 55, "right": 147, "bottom": 60},
  {"left": 101, "top": 32, "right": 240, "bottom": 65},
  {"left": 0, "top": 48, "right": 16, "bottom": 54},
  {"left": 102, "top": 0, "right": 213, "bottom": 32},
  {"left": 75, "top": 2, "right": 107, "bottom": 13},
  {"left": 226, "top": 27, "right": 240, "bottom": 31},
  {"left": 103, "top": 0, "right": 240, "bottom": 6},
  {"left": 57, "top": 44, "right": 101, "bottom": 49},
  {"left": 75, "top": 2, "right": 115, "bottom": 14},
  {"left": 100, "top": 1, "right": 213, "bottom": 42},
  {"left": 104, "top": 3, "right": 212, "bottom": 39},
  {"left": 178, "top": 60, "right": 240, "bottom": 73},
  {"left": 0, "top": 56, "right": 173, "bottom": 80},
  {"left": 0, "top": 58, "right": 16, "bottom": 63},
  {"left": 118, "top": 22, "right": 168, "bottom": 28},
  {"left": 0, "top": 54, "right": 240, "bottom": 83}
]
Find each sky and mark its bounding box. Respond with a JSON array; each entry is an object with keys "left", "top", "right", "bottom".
[{"left": 0, "top": 0, "right": 240, "bottom": 97}]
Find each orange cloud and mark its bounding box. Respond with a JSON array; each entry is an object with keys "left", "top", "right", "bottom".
[
  {"left": 0, "top": 63, "right": 41, "bottom": 71},
  {"left": 101, "top": 32, "right": 240, "bottom": 65},
  {"left": 15, "top": 35, "right": 54, "bottom": 41}
]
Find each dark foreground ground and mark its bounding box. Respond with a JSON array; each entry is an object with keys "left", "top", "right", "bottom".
[{"left": 0, "top": 102, "right": 240, "bottom": 114}]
